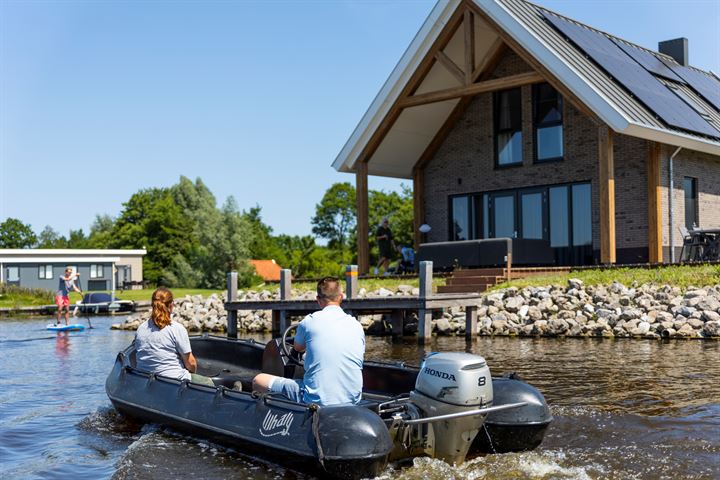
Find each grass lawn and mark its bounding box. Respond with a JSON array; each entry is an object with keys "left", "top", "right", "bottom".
[
  {"left": 112, "top": 288, "right": 224, "bottom": 302},
  {"left": 492, "top": 264, "right": 720, "bottom": 291}
]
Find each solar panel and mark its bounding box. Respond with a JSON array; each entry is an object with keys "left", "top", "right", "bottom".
[
  {"left": 667, "top": 64, "right": 720, "bottom": 113},
  {"left": 543, "top": 13, "right": 720, "bottom": 138},
  {"left": 611, "top": 39, "right": 685, "bottom": 83}
]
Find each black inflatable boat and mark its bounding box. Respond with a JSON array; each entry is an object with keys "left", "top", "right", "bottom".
[{"left": 106, "top": 334, "right": 552, "bottom": 479}]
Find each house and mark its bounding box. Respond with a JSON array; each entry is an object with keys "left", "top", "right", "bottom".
[
  {"left": 250, "top": 259, "right": 283, "bottom": 282},
  {"left": 333, "top": 0, "right": 720, "bottom": 272},
  {"left": 0, "top": 249, "right": 147, "bottom": 291}
]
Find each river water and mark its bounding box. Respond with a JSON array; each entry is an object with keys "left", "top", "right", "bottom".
[{"left": 1, "top": 316, "right": 718, "bottom": 479}]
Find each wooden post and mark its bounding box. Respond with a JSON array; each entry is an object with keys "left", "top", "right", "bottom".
[
  {"left": 598, "top": 126, "right": 616, "bottom": 264},
  {"left": 356, "top": 161, "right": 370, "bottom": 274},
  {"left": 465, "top": 305, "right": 477, "bottom": 341},
  {"left": 279, "top": 269, "right": 291, "bottom": 333},
  {"left": 418, "top": 261, "right": 433, "bottom": 343},
  {"left": 226, "top": 271, "right": 238, "bottom": 338},
  {"left": 413, "top": 168, "right": 425, "bottom": 250},
  {"left": 647, "top": 142, "right": 663, "bottom": 263},
  {"left": 345, "top": 265, "right": 358, "bottom": 299},
  {"left": 391, "top": 310, "right": 404, "bottom": 338}
]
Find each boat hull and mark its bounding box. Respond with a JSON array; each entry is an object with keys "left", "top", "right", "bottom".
[{"left": 106, "top": 342, "right": 392, "bottom": 479}]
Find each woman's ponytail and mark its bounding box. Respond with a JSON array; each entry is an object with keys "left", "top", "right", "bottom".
[{"left": 151, "top": 287, "right": 174, "bottom": 329}]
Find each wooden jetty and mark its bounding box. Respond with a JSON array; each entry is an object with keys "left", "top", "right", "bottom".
[{"left": 225, "top": 261, "right": 482, "bottom": 343}]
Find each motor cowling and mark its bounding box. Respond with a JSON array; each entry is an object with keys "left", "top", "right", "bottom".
[{"left": 409, "top": 352, "right": 493, "bottom": 464}]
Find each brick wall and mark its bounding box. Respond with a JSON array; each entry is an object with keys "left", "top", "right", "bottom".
[
  {"left": 422, "top": 49, "right": 656, "bottom": 263},
  {"left": 660, "top": 147, "right": 720, "bottom": 259}
]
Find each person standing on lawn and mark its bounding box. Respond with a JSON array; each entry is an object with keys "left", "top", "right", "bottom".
[
  {"left": 374, "top": 217, "right": 395, "bottom": 275},
  {"left": 56, "top": 268, "right": 82, "bottom": 325}
]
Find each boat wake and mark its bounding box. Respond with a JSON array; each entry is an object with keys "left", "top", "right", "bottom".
[{"left": 377, "top": 452, "right": 592, "bottom": 480}]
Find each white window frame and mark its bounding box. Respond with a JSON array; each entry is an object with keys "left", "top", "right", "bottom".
[
  {"left": 90, "top": 264, "right": 103, "bottom": 279},
  {"left": 38, "top": 264, "right": 54, "bottom": 279},
  {"left": 7, "top": 266, "right": 20, "bottom": 282}
]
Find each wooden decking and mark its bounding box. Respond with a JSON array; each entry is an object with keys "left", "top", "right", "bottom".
[{"left": 225, "top": 293, "right": 482, "bottom": 343}]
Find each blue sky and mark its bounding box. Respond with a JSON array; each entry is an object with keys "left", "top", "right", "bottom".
[{"left": 1, "top": 0, "right": 718, "bottom": 239}]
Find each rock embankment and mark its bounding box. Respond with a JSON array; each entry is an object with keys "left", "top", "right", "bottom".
[{"left": 111, "top": 280, "right": 720, "bottom": 339}]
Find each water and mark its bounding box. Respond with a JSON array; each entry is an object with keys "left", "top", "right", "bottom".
[{"left": 1, "top": 316, "right": 718, "bottom": 479}]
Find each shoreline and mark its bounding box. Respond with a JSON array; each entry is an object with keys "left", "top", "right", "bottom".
[{"left": 109, "top": 279, "right": 720, "bottom": 340}]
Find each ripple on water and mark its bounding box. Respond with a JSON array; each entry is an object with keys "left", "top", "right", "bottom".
[{"left": 111, "top": 428, "right": 310, "bottom": 480}]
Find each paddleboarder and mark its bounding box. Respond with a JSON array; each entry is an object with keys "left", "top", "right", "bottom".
[{"left": 56, "top": 268, "right": 82, "bottom": 326}]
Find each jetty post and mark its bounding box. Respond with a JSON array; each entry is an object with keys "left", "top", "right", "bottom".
[
  {"left": 345, "top": 265, "right": 358, "bottom": 298},
  {"left": 226, "top": 271, "right": 238, "bottom": 338},
  {"left": 417, "top": 261, "right": 433, "bottom": 343},
  {"left": 278, "top": 269, "right": 292, "bottom": 332}
]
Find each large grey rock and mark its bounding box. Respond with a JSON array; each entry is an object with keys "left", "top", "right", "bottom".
[
  {"left": 703, "top": 310, "right": 720, "bottom": 323},
  {"left": 702, "top": 321, "right": 720, "bottom": 337}
]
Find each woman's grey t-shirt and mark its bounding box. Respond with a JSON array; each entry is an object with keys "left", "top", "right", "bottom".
[{"left": 135, "top": 319, "right": 192, "bottom": 381}]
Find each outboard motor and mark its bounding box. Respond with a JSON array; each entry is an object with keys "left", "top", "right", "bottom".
[{"left": 409, "top": 352, "right": 492, "bottom": 464}]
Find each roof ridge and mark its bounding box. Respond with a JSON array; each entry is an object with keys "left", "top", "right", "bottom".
[{"left": 518, "top": 0, "right": 715, "bottom": 77}]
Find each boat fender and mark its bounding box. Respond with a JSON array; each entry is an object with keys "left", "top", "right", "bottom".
[{"left": 313, "top": 405, "right": 393, "bottom": 461}]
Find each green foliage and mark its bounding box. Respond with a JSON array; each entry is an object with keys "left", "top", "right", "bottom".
[
  {"left": 0, "top": 218, "right": 37, "bottom": 248},
  {"left": 0, "top": 283, "right": 54, "bottom": 308},
  {"left": 109, "top": 186, "right": 195, "bottom": 285},
  {"left": 311, "top": 182, "right": 356, "bottom": 252}
]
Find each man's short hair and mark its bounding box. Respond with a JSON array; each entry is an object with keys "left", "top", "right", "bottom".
[{"left": 317, "top": 277, "right": 342, "bottom": 301}]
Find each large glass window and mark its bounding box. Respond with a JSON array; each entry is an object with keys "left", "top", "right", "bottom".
[
  {"left": 493, "top": 194, "right": 516, "bottom": 238},
  {"left": 533, "top": 83, "right": 564, "bottom": 162},
  {"left": 494, "top": 88, "right": 523, "bottom": 166},
  {"left": 549, "top": 186, "right": 570, "bottom": 247},
  {"left": 684, "top": 177, "right": 698, "bottom": 230},
  {"left": 451, "top": 196, "right": 471, "bottom": 241},
  {"left": 571, "top": 184, "right": 592, "bottom": 246},
  {"left": 521, "top": 191, "right": 544, "bottom": 239}
]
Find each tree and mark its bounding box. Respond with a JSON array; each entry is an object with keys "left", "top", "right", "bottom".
[
  {"left": 86, "top": 215, "right": 115, "bottom": 248},
  {"left": 0, "top": 218, "right": 37, "bottom": 248},
  {"left": 110, "top": 187, "right": 195, "bottom": 285},
  {"left": 36, "top": 226, "right": 65, "bottom": 248},
  {"left": 311, "top": 182, "right": 356, "bottom": 252}
]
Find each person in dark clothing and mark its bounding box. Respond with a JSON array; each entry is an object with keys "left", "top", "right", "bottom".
[{"left": 374, "top": 217, "right": 395, "bottom": 275}]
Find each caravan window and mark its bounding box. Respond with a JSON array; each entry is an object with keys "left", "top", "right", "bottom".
[
  {"left": 90, "top": 264, "right": 104, "bottom": 278},
  {"left": 38, "top": 264, "right": 54, "bottom": 279}
]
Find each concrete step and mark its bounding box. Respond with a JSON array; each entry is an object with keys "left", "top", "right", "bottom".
[{"left": 437, "top": 284, "right": 490, "bottom": 294}]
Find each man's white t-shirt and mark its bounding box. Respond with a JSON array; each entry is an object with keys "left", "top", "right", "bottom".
[{"left": 135, "top": 319, "right": 192, "bottom": 381}]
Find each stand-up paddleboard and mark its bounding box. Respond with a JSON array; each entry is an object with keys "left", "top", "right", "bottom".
[{"left": 47, "top": 324, "right": 86, "bottom": 332}]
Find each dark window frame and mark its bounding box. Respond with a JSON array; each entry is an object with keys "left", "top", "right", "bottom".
[
  {"left": 684, "top": 176, "right": 699, "bottom": 230},
  {"left": 494, "top": 88, "right": 524, "bottom": 168},
  {"left": 532, "top": 83, "right": 564, "bottom": 163}
]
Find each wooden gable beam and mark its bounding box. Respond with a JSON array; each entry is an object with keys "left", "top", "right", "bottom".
[
  {"left": 464, "top": 9, "right": 475, "bottom": 85},
  {"left": 413, "top": 38, "right": 507, "bottom": 173},
  {"left": 353, "top": 6, "right": 466, "bottom": 166},
  {"left": 435, "top": 50, "right": 466, "bottom": 86},
  {"left": 468, "top": 3, "right": 601, "bottom": 124},
  {"left": 399, "top": 71, "right": 543, "bottom": 108}
]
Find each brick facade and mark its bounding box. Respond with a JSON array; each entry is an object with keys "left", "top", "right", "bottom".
[
  {"left": 660, "top": 147, "right": 720, "bottom": 260},
  {"left": 422, "top": 49, "right": 669, "bottom": 264}
]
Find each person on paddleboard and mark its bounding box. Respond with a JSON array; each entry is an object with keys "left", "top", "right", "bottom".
[{"left": 56, "top": 268, "right": 82, "bottom": 326}]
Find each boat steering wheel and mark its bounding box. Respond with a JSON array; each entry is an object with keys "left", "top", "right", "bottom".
[{"left": 281, "top": 324, "right": 304, "bottom": 367}]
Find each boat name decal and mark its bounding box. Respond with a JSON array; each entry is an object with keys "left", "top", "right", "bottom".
[
  {"left": 259, "top": 410, "right": 294, "bottom": 437},
  {"left": 424, "top": 367, "right": 457, "bottom": 382}
]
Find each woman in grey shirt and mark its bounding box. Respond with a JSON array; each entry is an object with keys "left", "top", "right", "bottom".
[{"left": 134, "top": 287, "right": 214, "bottom": 386}]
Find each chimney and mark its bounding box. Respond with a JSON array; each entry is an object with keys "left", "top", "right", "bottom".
[{"left": 658, "top": 38, "right": 688, "bottom": 66}]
